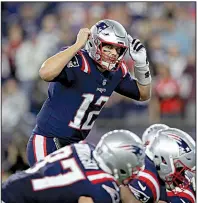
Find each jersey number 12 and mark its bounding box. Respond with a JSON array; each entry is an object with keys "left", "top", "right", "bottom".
[{"left": 69, "top": 93, "right": 109, "bottom": 130}]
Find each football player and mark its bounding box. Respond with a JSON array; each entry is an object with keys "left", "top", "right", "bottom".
[
  {"left": 120, "top": 128, "right": 196, "bottom": 203},
  {"left": 142, "top": 123, "right": 169, "bottom": 147},
  {"left": 3, "top": 130, "right": 145, "bottom": 203},
  {"left": 142, "top": 124, "right": 196, "bottom": 203},
  {"left": 26, "top": 19, "right": 152, "bottom": 166}
]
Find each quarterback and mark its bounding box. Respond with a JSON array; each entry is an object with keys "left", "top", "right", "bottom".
[{"left": 26, "top": 19, "right": 151, "bottom": 166}]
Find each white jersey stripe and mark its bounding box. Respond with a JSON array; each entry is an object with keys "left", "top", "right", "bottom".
[
  {"left": 81, "top": 53, "right": 89, "bottom": 73},
  {"left": 34, "top": 135, "right": 46, "bottom": 162},
  {"left": 138, "top": 171, "right": 160, "bottom": 202},
  {"left": 121, "top": 63, "right": 128, "bottom": 77},
  {"left": 170, "top": 187, "right": 195, "bottom": 202},
  {"left": 87, "top": 173, "right": 115, "bottom": 182},
  {"left": 183, "top": 189, "right": 195, "bottom": 202}
]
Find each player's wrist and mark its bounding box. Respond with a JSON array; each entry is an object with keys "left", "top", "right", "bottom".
[
  {"left": 74, "top": 41, "right": 85, "bottom": 50},
  {"left": 134, "top": 64, "right": 151, "bottom": 86}
]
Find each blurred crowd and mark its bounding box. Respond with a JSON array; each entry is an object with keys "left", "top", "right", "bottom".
[{"left": 1, "top": 2, "right": 196, "bottom": 180}]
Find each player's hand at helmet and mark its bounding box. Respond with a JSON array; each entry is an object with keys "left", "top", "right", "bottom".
[
  {"left": 128, "top": 34, "right": 148, "bottom": 68},
  {"left": 75, "top": 28, "right": 91, "bottom": 49},
  {"left": 128, "top": 34, "right": 151, "bottom": 86}
]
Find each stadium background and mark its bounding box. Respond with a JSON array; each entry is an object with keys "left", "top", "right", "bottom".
[{"left": 2, "top": 2, "right": 196, "bottom": 181}]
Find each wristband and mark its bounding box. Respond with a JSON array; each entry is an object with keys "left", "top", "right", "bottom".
[{"left": 134, "top": 64, "right": 151, "bottom": 85}]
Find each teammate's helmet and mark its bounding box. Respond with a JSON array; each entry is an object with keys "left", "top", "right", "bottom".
[
  {"left": 142, "top": 124, "right": 169, "bottom": 147},
  {"left": 150, "top": 128, "right": 195, "bottom": 192},
  {"left": 93, "top": 130, "right": 145, "bottom": 184},
  {"left": 85, "top": 19, "right": 129, "bottom": 71}
]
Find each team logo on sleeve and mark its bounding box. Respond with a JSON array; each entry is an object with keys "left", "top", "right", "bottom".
[
  {"left": 67, "top": 56, "right": 79, "bottom": 68},
  {"left": 129, "top": 185, "right": 150, "bottom": 203}
]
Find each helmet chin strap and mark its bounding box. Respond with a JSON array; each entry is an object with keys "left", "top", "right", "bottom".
[
  {"left": 166, "top": 182, "right": 176, "bottom": 191},
  {"left": 101, "top": 60, "right": 116, "bottom": 71}
]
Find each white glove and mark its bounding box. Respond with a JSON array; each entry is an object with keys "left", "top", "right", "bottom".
[
  {"left": 128, "top": 34, "right": 148, "bottom": 67},
  {"left": 128, "top": 34, "right": 151, "bottom": 85}
]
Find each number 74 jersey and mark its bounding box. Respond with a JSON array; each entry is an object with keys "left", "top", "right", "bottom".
[{"left": 33, "top": 48, "right": 138, "bottom": 141}]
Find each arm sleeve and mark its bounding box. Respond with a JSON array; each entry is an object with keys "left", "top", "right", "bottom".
[
  {"left": 50, "top": 47, "right": 80, "bottom": 86},
  {"left": 115, "top": 72, "right": 140, "bottom": 100},
  {"left": 167, "top": 187, "right": 196, "bottom": 203},
  {"left": 51, "top": 67, "right": 75, "bottom": 86},
  {"left": 128, "top": 179, "right": 155, "bottom": 203}
]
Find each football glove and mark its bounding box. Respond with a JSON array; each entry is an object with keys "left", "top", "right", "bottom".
[{"left": 128, "top": 34, "right": 151, "bottom": 85}]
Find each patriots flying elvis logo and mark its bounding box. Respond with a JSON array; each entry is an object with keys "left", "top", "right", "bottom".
[
  {"left": 168, "top": 134, "right": 192, "bottom": 155},
  {"left": 118, "top": 145, "right": 143, "bottom": 156},
  {"left": 129, "top": 185, "right": 150, "bottom": 203},
  {"left": 96, "top": 22, "right": 109, "bottom": 33}
]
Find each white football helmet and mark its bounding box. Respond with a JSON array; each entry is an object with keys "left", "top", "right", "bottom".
[
  {"left": 150, "top": 128, "right": 195, "bottom": 193},
  {"left": 85, "top": 19, "right": 129, "bottom": 71},
  {"left": 142, "top": 124, "right": 169, "bottom": 147},
  {"left": 93, "top": 129, "right": 145, "bottom": 184}
]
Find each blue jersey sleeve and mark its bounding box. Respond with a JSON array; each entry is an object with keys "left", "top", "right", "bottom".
[
  {"left": 114, "top": 72, "right": 140, "bottom": 100},
  {"left": 91, "top": 182, "right": 121, "bottom": 203},
  {"left": 128, "top": 179, "right": 155, "bottom": 203},
  {"left": 51, "top": 67, "right": 75, "bottom": 86},
  {"left": 167, "top": 187, "right": 196, "bottom": 203},
  {"left": 51, "top": 47, "right": 82, "bottom": 86},
  {"left": 168, "top": 195, "right": 194, "bottom": 203}
]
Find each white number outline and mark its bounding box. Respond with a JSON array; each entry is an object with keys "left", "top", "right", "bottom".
[
  {"left": 69, "top": 94, "right": 109, "bottom": 130},
  {"left": 26, "top": 146, "right": 86, "bottom": 191}
]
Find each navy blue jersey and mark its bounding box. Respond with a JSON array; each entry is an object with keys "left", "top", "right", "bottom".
[
  {"left": 167, "top": 186, "right": 196, "bottom": 203},
  {"left": 2, "top": 143, "right": 121, "bottom": 203},
  {"left": 33, "top": 48, "right": 139, "bottom": 141},
  {"left": 128, "top": 155, "right": 168, "bottom": 203}
]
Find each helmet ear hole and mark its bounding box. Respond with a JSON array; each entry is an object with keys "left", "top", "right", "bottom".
[
  {"left": 120, "top": 169, "right": 127, "bottom": 174},
  {"left": 161, "top": 156, "right": 167, "bottom": 164},
  {"left": 119, "top": 47, "right": 127, "bottom": 57}
]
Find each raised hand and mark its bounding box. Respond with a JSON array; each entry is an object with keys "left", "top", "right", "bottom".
[
  {"left": 128, "top": 34, "right": 148, "bottom": 68},
  {"left": 75, "top": 28, "right": 91, "bottom": 49}
]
